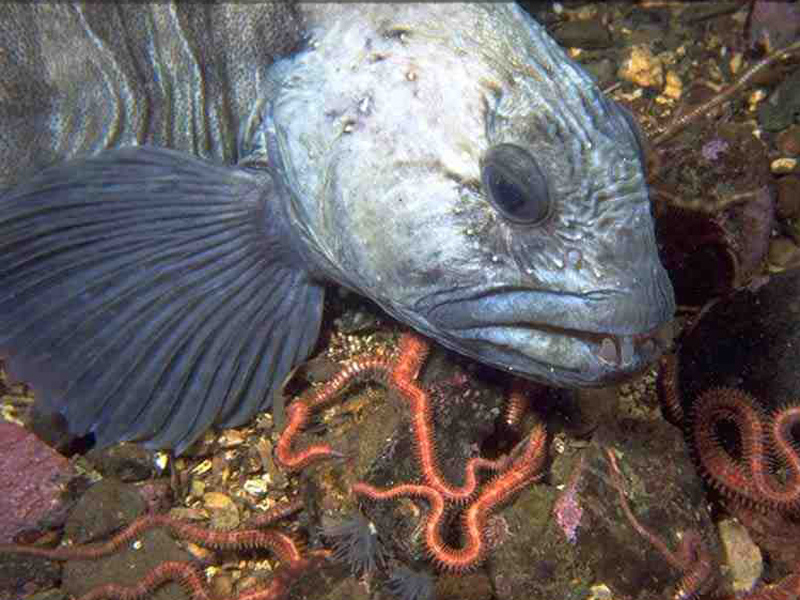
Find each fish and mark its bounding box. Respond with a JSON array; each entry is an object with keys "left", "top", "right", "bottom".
[{"left": 0, "top": 3, "right": 675, "bottom": 452}]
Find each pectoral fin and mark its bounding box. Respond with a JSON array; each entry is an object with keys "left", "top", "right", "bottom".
[{"left": 0, "top": 146, "right": 324, "bottom": 453}]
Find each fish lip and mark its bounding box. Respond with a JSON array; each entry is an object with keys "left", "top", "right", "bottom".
[
  {"left": 446, "top": 321, "right": 672, "bottom": 384},
  {"left": 424, "top": 287, "right": 674, "bottom": 336},
  {"left": 420, "top": 287, "right": 675, "bottom": 385}
]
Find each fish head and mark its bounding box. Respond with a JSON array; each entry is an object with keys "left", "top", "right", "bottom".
[{"left": 264, "top": 3, "right": 675, "bottom": 387}]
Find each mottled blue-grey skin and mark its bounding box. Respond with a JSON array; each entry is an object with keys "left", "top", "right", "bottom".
[
  {"left": 0, "top": 3, "right": 674, "bottom": 451},
  {"left": 268, "top": 4, "right": 674, "bottom": 384}
]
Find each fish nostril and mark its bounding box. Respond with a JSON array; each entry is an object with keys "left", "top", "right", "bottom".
[
  {"left": 620, "top": 336, "right": 634, "bottom": 365},
  {"left": 598, "top": 337, "right": 619, "bottom": 366}
]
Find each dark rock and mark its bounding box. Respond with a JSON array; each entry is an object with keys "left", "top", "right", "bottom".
[
  {"left": 676, "top": 269, "right": 800, "bottom": 414},
  {"left": 677, "top": 2, "right": 741, "bottom": 24},
  {"left": 776, "top": 175, "right": 800, "bottom": 219},
  {"left": 620, "top": 8, "right": 670, "bottom": 47},
  {"left": 768, "top": 237, "right": 800, "bottom": 271},
  {"left": 491, "top": 416, "right": 718, "bottom": 600},
  {"left": 758, "top": 67, "right": 800, "bottom": 132},
  {"left": 0, "top": 422, "right": 76, "bottom": 543},
  {"left": 0, "top": 553, "right": 61, "bottom": 600},
  {"left": 653, "top": 122, "right": 774, "bottom": 306},
  {"left": 84, "top": 443, "right": 156, "bottom": 482},
  {"left": 334, "top": 309, "right": 381, "bottom": 335},
  {"left": 358, "top": 362, "right": 504, "bottom": 566},
  {"left": 776, "top": 125, "right": 800, "bottom": 156},
  {"left": 552, "top": 20, "right": 612, "bottom": 50},
  {"left": 748, "top": 1, "right": 800, "bottom": 52},
  {"left": 580, "top": 58, "right": 616, "bottom": 88},
  {"left": 20, "top": 589, "right": 69, "bottom": 600},
  {"left": 62, "top": 479, "right": 191, "bottom": 600}
]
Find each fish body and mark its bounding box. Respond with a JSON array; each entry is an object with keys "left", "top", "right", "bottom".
[{"left": 0, "top": 3, "right": 675, "bottom": 451}]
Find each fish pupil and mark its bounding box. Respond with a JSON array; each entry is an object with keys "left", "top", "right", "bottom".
[{"left": 481, "top": 143, "right": 550, "bottom": 225}]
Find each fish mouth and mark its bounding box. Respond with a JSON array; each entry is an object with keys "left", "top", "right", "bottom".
[
  {"left": 442, "top": 322, "right": 672, "bottom": 387},
  {"left": 420, "top": 287, "right": 675, "bottom": 387}
]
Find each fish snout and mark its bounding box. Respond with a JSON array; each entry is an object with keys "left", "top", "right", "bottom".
[{"left": 420, "top": 271, "right": 675, "bottom": 387}]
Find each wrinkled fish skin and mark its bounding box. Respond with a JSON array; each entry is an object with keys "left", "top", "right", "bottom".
[
  {"left": 269, "top": 4, "right": 674, "bottom": 384},
  {"left": 0, "top": 3, "right": 675, "bottom": 451}
]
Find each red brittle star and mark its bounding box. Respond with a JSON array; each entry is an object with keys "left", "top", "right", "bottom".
[
  {"left": 277, "top": 333, "right": 547, "bottom": 502},
  {"left": 0, "top": 499, "right": 330, "bottom": 600},
  {"left": 277, "top": 331, "right": 550, "bottom": 571},
  {"left": 353, "top": 422, "right": 547, "bottom": 572},
  {"left": 654, "top": 357, "right": 800, "bottom": 600},
  {"left": 606, "top": 448, "right": 715, "bottom": 600},
  {"left": 3, "top": 331, "right": 549, "bottom": 596},
  {"left": 690, "top": 388, "right": 800, "bottom": 514}
]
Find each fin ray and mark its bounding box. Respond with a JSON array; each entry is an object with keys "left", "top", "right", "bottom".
[{"left": 0, "top": 146, "right": 324, "bottom": 451}]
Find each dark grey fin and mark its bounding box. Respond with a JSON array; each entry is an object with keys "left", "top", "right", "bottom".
[{"left": 0, "top": 146, "right": 324, "bottom": 453}]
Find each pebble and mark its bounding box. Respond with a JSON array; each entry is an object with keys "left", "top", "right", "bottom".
[
  {"left": 618, "top": 45, "right": 664, "bottom": 89},
  {"left": 587, "top": 584, "right": 613, "bottom": 600},
  {"left": 203, "top": 492, "right": 236, "bottom": 511},
  {"left": 218, "top": 430, "right": 246, "bottom": 448},
  {"left": 190, "top": 479, "right": 206, "bottom": 499},
  {"left": 771, "top": 157, "right": 798, "bottom": 174},
  {"left": 185, "top": 541, "right": 214, "bottom": 562},
  {"left": 768, "top": 237, "right": 800, "bottom": 272},
  {"left": 169, "top": 506, "right": 208, "bottom": 521},
  {"left": 662, "top": 70, "right": 682, "bottom": 100},
  {"left": 243, "top": 477, "right": 270, "bottom": 496},
  {"left": 210, "top": 572, "right": 235, "bottom": 597},
  {"left": 717, "top": 519, "right": 763, "bottom": 595}
]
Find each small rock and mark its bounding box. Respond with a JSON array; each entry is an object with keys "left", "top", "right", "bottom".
[
  {"left": 552, "top": 20, "right": 612, "bottom": 50},
  {"left": 168, "top": 507, "right": 208, "bottom": 521},
  {"left": 588, "top": 584, "right": 613, "bottom": 600},
  {"left": 63, "top": 480, "right": 191, "bottom": 600},
  {"left": 660, "top": 70, "right": 682, "bottom": 100},
  {"left": 243, "top": 477, "right": 270, "bottom": 496},
  {"left": 204, "top": 491, "right": 240, "bottom": 530},
  {"left": 184, "top": 541, "right": 214, "bottom": 562},
  {"left": 190, "top": 479, "right": 206, "bottom": 499},
  {"left": 771, "top": 157, "right": 798, "bottom": 174},
  {"left": 84, "top": 443, "right": 154, "bottom": 482},
  {"left": 717, "top": 519, "right": 763, "bottom": 595},
  {"left": 218, "top": 429, "right": 246, "bottom": 448},
  {"left": 768, "top": 237, "right": 800, "bottom": 271},
  {"left": 210, "top": 572, "right": 235, "bottom": 598},
  {"left": 618, "top": 45, "right": 664, "bottom": 89}
]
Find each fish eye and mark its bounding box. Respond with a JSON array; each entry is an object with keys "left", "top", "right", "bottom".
[{"left": 481, "top": 144, "right": 550, "bottom": 225}]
